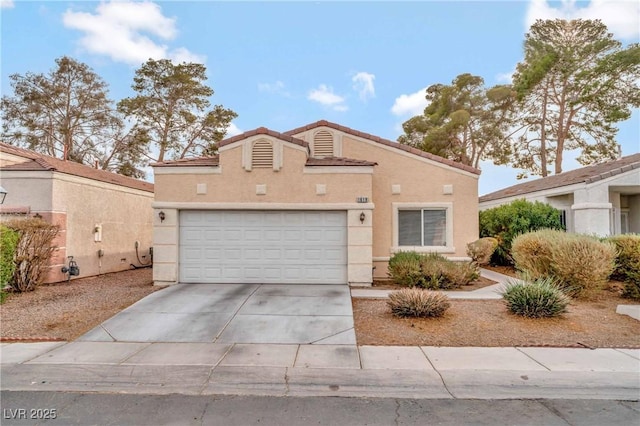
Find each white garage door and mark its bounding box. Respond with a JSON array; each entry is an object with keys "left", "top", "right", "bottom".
[{"left": 180, "top": 211, "right": 347, "bottom": 284}]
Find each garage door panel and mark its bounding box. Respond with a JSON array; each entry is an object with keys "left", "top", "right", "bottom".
[
  {"left": 180, "top": 211, "right": 347, "bottom": 284},
  {"left": 264, "top": 230, "right": 281, "bottom": 241},
  {"left": 203, "top": 248, "right": 222, "bottom": 259}
]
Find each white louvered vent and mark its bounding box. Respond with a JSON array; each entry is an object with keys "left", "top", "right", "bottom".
[
  {"left": 252, "top": 140, "right": 273, "bottom": 168},
  {"left": 313, "top": 130, "right": 334, "bottom": 157}
]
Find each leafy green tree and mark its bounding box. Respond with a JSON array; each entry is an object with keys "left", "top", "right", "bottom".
[
  {"left": 1, "top": 56, "right": 145, "bottom": 177},
  {"left": 118, "top": 59, "right": 238, "bottom": 162},
  {"left": 512, "top": 19, "right": 640, "bottom": 177},
  {"left": 398, "top": 73, "right": 515, "bottom": 169}
]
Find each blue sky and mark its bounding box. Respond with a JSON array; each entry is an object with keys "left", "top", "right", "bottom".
[{"left": 1, "top": 0, "right": 638, "bottom": 195}]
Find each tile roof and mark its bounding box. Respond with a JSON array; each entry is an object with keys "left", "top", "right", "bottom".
[
  {"left": 152, "top": 156, "right": 220, "bottom": 167},
  {"left": 218, "top": 127, "right": 309, "bottom": 149},
  {"left": 305, "top": 157, "right": 377, "bottom": 167},
  {"left": 479, "top": 153, "right": 640, "bottom": 203},
  {"left": 0, "top": 142, "right": 154, "bottom": 193},
  {"left": 284, "top": 120, "right": 481, "bottom": 175}
]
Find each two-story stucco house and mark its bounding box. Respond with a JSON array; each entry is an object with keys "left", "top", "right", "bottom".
[{"left": 151, "top": 120, "right": 480, "bottom": 286}]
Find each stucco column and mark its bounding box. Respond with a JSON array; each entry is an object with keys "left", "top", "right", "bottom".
[
  {"left": 347, "top": 208, "right": 373, "bottom": 286},
  {"left": 571, "top": 187, "right": 612, "bottom": 236},
  {"left": 152, "top": 208, "right": 179, "bottom": 285}
]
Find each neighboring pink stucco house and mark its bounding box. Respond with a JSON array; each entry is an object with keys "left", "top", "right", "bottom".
[
  {"left": 0, "top": 142, "right": 154, "bottom": 283},
  {"left": 152, "top": 120, "right": 480, "bottom": 286}
]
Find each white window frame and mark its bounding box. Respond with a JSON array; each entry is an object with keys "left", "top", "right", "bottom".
[{"left": 391, "top": 202, "right": 454, "bottom": 254}]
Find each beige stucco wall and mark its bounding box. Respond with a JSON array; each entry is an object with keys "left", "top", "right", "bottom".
[
  {"left": 50, "top": 173, "right": 154, "bottom": 281},
  {"left": 0, "top": 171, "right": 54, "bottom": 211},
  {"left": 294, "top": 130, "right": 480, "bottom": 278},
  {"left": 155, "top": 141, "right": 372, "bottom": 204}
]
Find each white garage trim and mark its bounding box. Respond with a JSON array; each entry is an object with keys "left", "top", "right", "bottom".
[{"left": 179, "top": 210, "right": 348, "bottom": 284}]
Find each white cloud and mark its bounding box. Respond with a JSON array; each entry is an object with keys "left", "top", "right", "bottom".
[
  {"left": 352, "top": 72, "right": 376, "bottom": 101},
  {"left": 63, "top": 1, "right": 205, "bottom": 66},
  {"left": 226, "top": 122, "right": 242, "bottom": 137},
  {"left": 257, "top": 80, "right": 291, "bottom": 97},
  {"left": 391, "top": 86, "right": 428, "bottom": 116},
  {"left": 526, "top": 0, "right": 640, "bottom": 39},
  {"left": 307, "top": 84, "right": 348, "bottom": 112},
  {"left": 496, "top": 69, "right": 515, "bottom": 84},
  {"left": 1, "top": 0, "right": 14, "bottom": 9}
]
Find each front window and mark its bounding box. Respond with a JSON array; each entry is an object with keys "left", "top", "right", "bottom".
[{"left": 398, "top": 209, "right": 447, "bottom": 246}]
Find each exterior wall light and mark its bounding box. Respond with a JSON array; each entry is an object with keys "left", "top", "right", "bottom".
[
  {"left": 360, "top": 212, "right": 366, "bottom": 224},
  {"left": 0, "top": 185, "right": 7, "bottom": 204},
  {"left": 158, "top": 211, "right": 166, "bottom": 222}
]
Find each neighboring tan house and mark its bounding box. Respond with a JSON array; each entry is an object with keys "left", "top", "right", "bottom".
[
  {"left": 0, "top": 142, "right": 154, "bottom": 283},
  {"left": 152, "top": 120, "right": 480, "bottom": 286},
  {"left": 479, "top": 153, "right": 640, "bottom": 236}
]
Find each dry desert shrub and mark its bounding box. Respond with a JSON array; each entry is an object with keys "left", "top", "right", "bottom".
[
  {"left": 387, "top": 288, "right": 450, "bottom": 318},
  {"left": 466, "top": 237, "right": 498, "bottom": 265}
]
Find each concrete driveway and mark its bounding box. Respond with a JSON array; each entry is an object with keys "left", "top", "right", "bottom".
[{"left": 79, "top": 284, "right": 355, "bottom": 345}]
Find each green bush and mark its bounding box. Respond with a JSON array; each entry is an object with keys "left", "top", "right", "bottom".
[
  {"left": 0, "top": 225, "right": 19, "bottom": 289},
  {"left": 605, "top": 235, "right": 640, "bottom": 300},
  {"left": 388, "top": 252, "right": 479, "bottom": 289},
  {"left": 512, "top": 230, "right": 616, "bottom": 298},
  {"left": 501, "top": 276, "right": 570, "bottom": 318},
  {"left": 419, "top": 253, "right": 450, "bottom": 289},
  {"left": 388, "top": 251, "right": 425, "bottom": 288},
  {"left": 479, "top": 199, "right": 564, "bottom": 265},
  {"left": 466, "top": 237, "right": 498, "bottom": 265},
  {"left": 387, "top": 288, "right": 450, "bottom": 318},
  {"left": 442, "top": 259, "right": 480, "bottom": 288}
]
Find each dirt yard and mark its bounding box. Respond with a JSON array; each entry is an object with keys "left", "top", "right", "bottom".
[
  {"left": 1, "top": 268, "right": 158, "bottom": 341},
  {"left": 1, "top": 268, "right": 638, "bottom": 348},
  {"left": 354, "top": 285, "right": 640, "bottom": 348}
]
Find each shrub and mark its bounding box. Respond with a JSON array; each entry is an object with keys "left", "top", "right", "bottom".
[
  {"left": 550, "top": 235, "right": 616, "bottom": 298},
  {"left": 479, "top": 199, "right": 563, "bottom": 265},
  {"left": 605, "top": 235, "right": 640, "bottom": 300},
  {"left": 4, "top": 218, "right": 59, "bottom": 292},
  {"left": 419, "top": 253, "right": 449, "bottom": 289},
  {"left": 387, "top": 288, "right": 450, "bottom": 318},
  {"left": 0, "top": 225, "right": 19, "bottom": 289},
  {"left": 387, "top": 251, "right": 425, "bottom": 288},
  {"left": 501, "top": 276, "right": 570, "bottom": 318},
  {"left": 511, "top": 230, "right": 555, "bottom": 278},
  {"left": 512, "top": 230, "right": 616, "bottom": 298},
  {"left": 389, "top": 251, "right": 479, "bottom": 289},
  {"left": 442, "top": 260, "right": 480, "bottom": 288},
  {"left": 466, "top": 237, "right": 498, "bottom": 265}
]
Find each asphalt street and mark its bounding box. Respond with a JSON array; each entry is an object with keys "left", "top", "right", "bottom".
[{"left": 1, "top": 391, "right": 639, "bottom": 426}]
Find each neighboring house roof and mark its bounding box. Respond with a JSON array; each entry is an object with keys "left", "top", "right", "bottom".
[
  {"left": 0, "top": 142, "right": 154, "bottom": 193},
  {"left": 218, "top": 127, "right": 309, "bottom": 149},
  {"left": 479, "top": 153, "right": 640, "bottom": 203},
  {"left": 284, "top": 120, "right": 481, "bottom": 175}
]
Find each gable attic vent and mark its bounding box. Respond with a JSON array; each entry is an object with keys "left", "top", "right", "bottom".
[
  {"left": 313, "top": 130, "right": 334, "bottom": 157},
  {"left": 252, "top": 140, "right": 273, "bottom": 168}
]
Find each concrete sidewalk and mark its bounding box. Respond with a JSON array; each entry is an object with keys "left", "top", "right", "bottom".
[{"left": 2, "top": 342, "right": 638, "bottom": 400}]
